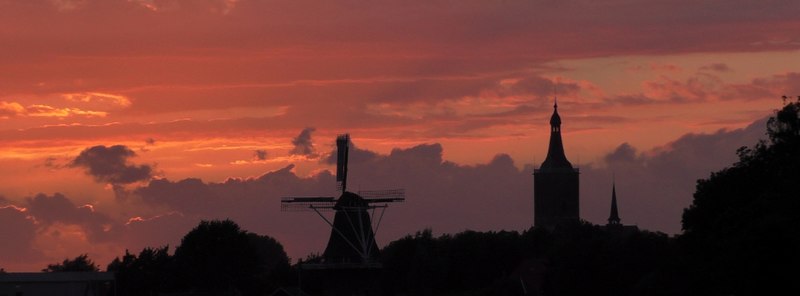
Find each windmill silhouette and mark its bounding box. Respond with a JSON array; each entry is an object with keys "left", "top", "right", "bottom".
[{"left": 282, "top": 134, "right": 404, "bottom": 268}]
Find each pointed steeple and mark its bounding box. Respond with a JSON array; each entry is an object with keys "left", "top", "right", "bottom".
[
  {"left": 540, "top": 97, "right": 573, "bottom": 170},
  {"left": 608, "top": 181, "right": 621, "bottom": 225},
  {"left": 533, "top": 96, "right": 581, "bottom": 229}
]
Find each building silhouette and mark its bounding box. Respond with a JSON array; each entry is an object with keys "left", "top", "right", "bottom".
[
  {"left": 320, "top": 191, "right": 381, "bottom": 265},
  {"left": 534, "top": 99, "right": 580, "bottom": 229},
  {"left": 0, "top": 272, "right": 115, "bottom": 296},
  {"left": 605, "top": 181, "right": 639, "bottom": 232},
  {"left": 281, "top": 135, "right": 404, "bottom": 296},
  {"left": 607, "top": 181, "right": 621, "bottom": 227}
]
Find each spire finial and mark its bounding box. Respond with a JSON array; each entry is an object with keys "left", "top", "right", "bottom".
[{"left": 554, "top": 83, "right": 558, "bottom": 109}]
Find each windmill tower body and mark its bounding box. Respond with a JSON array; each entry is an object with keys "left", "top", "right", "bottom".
[{"left": 322, "top": 192, "right": 381, "bottom": 264}]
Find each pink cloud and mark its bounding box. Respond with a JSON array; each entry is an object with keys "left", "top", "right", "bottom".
[{"left": 723, "top": 72, "right": 800, "bottom": 101}]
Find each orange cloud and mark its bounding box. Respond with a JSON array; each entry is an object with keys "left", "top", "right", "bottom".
[
  {"left": 0, "top": 101, "right": 107, "bottom": 119},
  {"left": 0, "top": 101, "right": 26, "bottom": 118},
  {"left": 27, "top": 104, "right": 108, "bottom": 118},
  {"left": 63, "top": 92, "right": 132, "bottom": 108}
]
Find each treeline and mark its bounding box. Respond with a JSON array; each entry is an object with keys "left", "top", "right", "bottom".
[
  {"left": 106, "top": 220, "right": 292, "bottom": 296},
  {"left": 381, "top": 224, "right": 677, "bottom": 296},
  {"left": 43, "top": 220, "right": 292, "bottom": 296},
  {"left": 679, "top": 97, "right": 800, "bottom": 295},
  {"left": 39, "top": 98, "right": 800, "bottom": 295},
  {"left": 48, "top": 221, "right": 677, "bottom": 296}
]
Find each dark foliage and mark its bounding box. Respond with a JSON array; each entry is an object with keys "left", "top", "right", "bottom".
[
  {"left": 380, "top": 223, "right": 676, "bottom": 296},
  {"left": 43, "top": 254, "right": 100, "bottom": 272},
  {"left": 173, "top": 219, "right": 259, "bottom": 295},
  {"left": 381, "top": 228, "right": 524, "bottom": 295},
  {"left": 245, "top": 232, "right": 294, "bottom": 294},
  {"left": 108, "top": 219, "right": 291, "bottom": 296},
  {"left": 107, "top": 246, "right": 175, "bottom": 295},
  {"left": 541, "top": 223, "right": 680, "bottom": 296},
  {"left": 681, "top": 98, "right": 800, "bottom": 294}
]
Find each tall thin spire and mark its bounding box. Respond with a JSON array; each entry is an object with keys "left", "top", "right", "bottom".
[
  {"left": 540, "top": 97, "right": 572, "bottom": 170},
  {"left": 608, "top": 180, "right": 621, "bottom": 225}
]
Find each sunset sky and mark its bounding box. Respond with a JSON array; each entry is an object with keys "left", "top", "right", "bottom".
[{"left": 2, "top": 0, "right": 799, "bottom": 271}]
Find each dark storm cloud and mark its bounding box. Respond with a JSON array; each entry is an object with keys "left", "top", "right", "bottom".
[
  {"left": 0, "top": 205, "right": 40, "bottom": 263},
  {"left": 322, "top": 139, "right": 381, "bottom": 165},
  {"left": 604, "top": 142, "right": 641, "bottom": 164},
  {"left": 0, "top": 192, "right": 124, "bottom": 268},
  {"left": 254, "top": 149, "right": 268, "bottom": 160},
  {"left": 289, "top": 128, "right": 317, "bottom": 156},
  {"left": 25, "top": 193, "right": 118, "bottom": 242},
  {"left": 135, "top": 178, "right": 223, "bottom": 216},
  {"left": 70, "top": 145, "right": 153, "bottom": 184}
]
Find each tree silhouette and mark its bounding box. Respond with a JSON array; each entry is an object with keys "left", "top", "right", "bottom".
[
  {"left": 171, "top": 219, "right": 290, "bottom": 295},
  {"left": 379, "top": 224, "right": 675, "bottom": 295},
  {"left": 43, "top": 254, "right": 100, "bottom": 272},
  {"left": 244, "top": 232, "right": 293, "bottom": 293},
  {"left": 107, "top": 246, "right": 174, "bottom": 295},
  {"left": 681, "top": 98, "right": 800, "bottom": 294},
  {"left": 105, "top": 220, "right": 290, "bottom": 295},
  {"left": 173, "top": 219, "right": 258, "bottom": 295}
]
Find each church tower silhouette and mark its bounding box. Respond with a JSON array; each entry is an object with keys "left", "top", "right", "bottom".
[
  {"left": 604, "top": 180, "right": 638, "bottom": 232},
  {"left": 534, "top": 99, "right": 580, "bottom": 229},
  {"left": 607, "top": 181, "right": 621, "bottom": 226}
]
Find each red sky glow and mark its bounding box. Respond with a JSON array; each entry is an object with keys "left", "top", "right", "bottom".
[{"left": 1, "top": 0, "right": 799, "bottom": 271}]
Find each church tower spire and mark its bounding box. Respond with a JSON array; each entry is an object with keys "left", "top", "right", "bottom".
[
  {"left": 533, "top": 97, "right": 580, "bottom": 229},
  {"left": 608, "top": 181, "right": 621, "bottom": 225},
  {"left": 540, "top": 98, "right": 573, "bottom": 170}
]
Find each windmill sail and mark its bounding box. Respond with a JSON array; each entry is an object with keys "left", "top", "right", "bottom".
[{"left": 335, "top": 134, "right": 349, "bottom": 192}]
